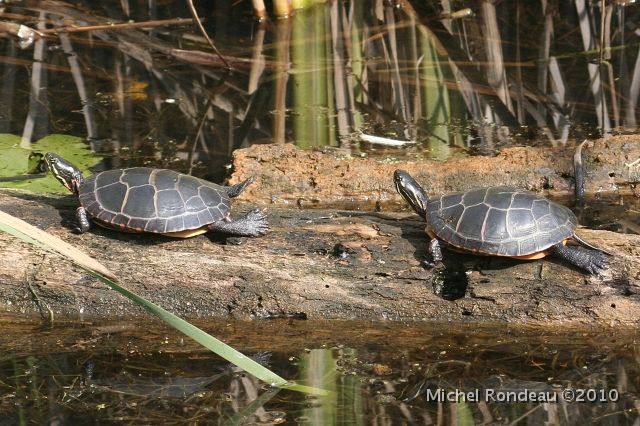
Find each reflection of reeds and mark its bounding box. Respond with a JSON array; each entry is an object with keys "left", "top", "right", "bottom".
[
  {"left": 7, "top": 0, "right": 640, "bottom": 166},
  {"left": 21, "top": 12, "right": 48, "bottom": 149},
  {"left": 576, "top": 0, "right": 610, "bottom": 133},
  {"left": 272, "top": 19, "right": 291, "bottom": 144},
  {"left": 479, "top": 2, "right": 512, "bottom": 113},
  {"left": 291, "top": 6, "right": 331, "bottom": 148}
]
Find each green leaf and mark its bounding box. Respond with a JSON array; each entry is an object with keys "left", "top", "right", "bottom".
[
  {"left": 0, "top": 134, "right": 100, "bottom": 192},
  {"left": 0, "top": 134, "right": 30, "bottom": 176}
]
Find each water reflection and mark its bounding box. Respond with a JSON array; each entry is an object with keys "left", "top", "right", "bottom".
[
  {"left": 1, "top": 318, "right": 639, "bottom": 424},
  {"left": 0, "top": 0, "right": 638, "bottom": 178}
]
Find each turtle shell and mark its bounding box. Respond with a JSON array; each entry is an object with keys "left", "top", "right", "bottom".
[
  {"left": 78, "top": 168, "right": 231, "bottom": 234},
  {"left": 426, "top": 186, "right": 577, "bottom": 257}
]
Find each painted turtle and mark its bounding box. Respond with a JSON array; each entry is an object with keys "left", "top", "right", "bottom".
[
  {"left": 45, "top": 153, "right": 269, "bottom": 238},
  {"left": 394, "top": 170, "right": 611, "bottom": 274}
]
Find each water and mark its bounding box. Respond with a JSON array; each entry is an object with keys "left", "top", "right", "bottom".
[
  {"left": 1, "top": 0, "right": 638, "bottom": 177},
  {"left": 1, "top": 316, "right": 638, "bottom": 424}
]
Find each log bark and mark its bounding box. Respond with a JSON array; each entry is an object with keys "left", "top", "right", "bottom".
[
  {"left": 0, "top": 187, "right": 638, "bottom": 325},
  {"left": 228, "top": 136, "right": 640, "bottom": 210}
]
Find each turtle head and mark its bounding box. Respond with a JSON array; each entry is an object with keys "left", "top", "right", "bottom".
[
  {"left": 394, "top": 170, "right": 429, "bottom": 219},
  {"left": 44, "top": 153, "right": 84, "bottom": 197}
]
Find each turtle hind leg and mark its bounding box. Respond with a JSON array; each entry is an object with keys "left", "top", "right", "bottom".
[
  {"left": 208, "top": 208, "right": 269, "bottom": 237},
  {"left": 223, "top": 177, "right": 254, "bottom": 198},
  {"left": 550, "top": 243, "right": 606, "bottom": 274}
]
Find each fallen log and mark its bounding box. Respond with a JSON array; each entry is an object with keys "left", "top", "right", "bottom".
[
  {"left": 228, "top": 136, "right": 640, "bottom": 210},
  {"left": 0, "top": 189, "right": 638, "bottom": 326}
]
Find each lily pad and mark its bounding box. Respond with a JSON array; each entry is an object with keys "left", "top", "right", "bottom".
[{"left": 0, "top": 134, "right": 100, "bottom": 192}]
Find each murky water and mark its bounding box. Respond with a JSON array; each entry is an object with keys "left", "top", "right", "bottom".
[
  {"left": 1, "top": 315, "right": 639, "bottom": 425},
  {"left": 0, "top": 1, "right": 639, "bottom": 424}
]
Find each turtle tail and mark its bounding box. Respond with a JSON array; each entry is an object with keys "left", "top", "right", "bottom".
[
  {"left": 224, "top": 177, "right": 254, "bottom": 198},
  {"left": 572, "top": 234, "right": 614, "bottom": 256}
]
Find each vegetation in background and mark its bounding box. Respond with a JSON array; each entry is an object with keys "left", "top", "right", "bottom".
[{"left": 0, "top": 0, "right": 635, "bottom": 181}]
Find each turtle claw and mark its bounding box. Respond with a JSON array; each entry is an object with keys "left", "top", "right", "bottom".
[
  {"left": 423, "top": 259, "right": 440, "bottom": 269},
  {"left": 208, "top": 208, "right": 269, "bottom": 237},
  {"left": 244, "top": 208, "right": 270, "bottom": 236},
  {"left": 585, "top": 250, "right": 607, "bottom": 275},
  {"left": 246, "top": 207, "right": 267, "bottom": 221}
]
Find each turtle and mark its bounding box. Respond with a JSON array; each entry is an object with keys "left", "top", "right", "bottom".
[
  {"left": 393, "top": 169, "right": 611, "bottom": 274},
  {"left": 44, "top": 152, "right": 269, "bottom": 238}
]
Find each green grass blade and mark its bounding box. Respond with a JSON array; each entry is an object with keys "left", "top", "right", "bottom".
[
  {"left": 0, "top": 218, "right": 330, "bottom": 396},
  {"left": 0, "top": 222, "right": 63, "bottom": 258},
  {"left": 91, "top": 275, "right": 328, "bottom": 395}
]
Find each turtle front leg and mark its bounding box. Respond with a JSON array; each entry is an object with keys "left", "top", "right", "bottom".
[
  {"left": 75, "top": 207, "right": 92, "bottom": 233},
  {"left": 550, "top": 243, "right": 606, "bottom": 274},
  {"left": 425, "top": 238, "right": 446, "bottom": 268},
  {"left": 208, "top": 208, "right": 269, "bottom": 237}
]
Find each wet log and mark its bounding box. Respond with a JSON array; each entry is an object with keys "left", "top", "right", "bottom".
[
  {"left": 0, "top": 189, "right": 638, "bottom": 326},
  {"left": 228, "top": 136, "right": 640, "bottom": 210}
]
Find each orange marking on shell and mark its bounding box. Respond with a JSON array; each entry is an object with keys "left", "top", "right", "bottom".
[
  {"left": 425, "top": 227, "right": 437, "bottom": 239},
  {"left": 425, "top": 226, "right": 567, "bottom": 259}
]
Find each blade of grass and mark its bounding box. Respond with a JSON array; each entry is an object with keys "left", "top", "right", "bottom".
[
  {"left": 0, "top": 212, "right": 330, "bottom": 396},
  {"left": 0, "top": 210, "right": 117, "bottom": 281},
  {"left": 94, "top": 275, "right": 326, "bottom": 395}
]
